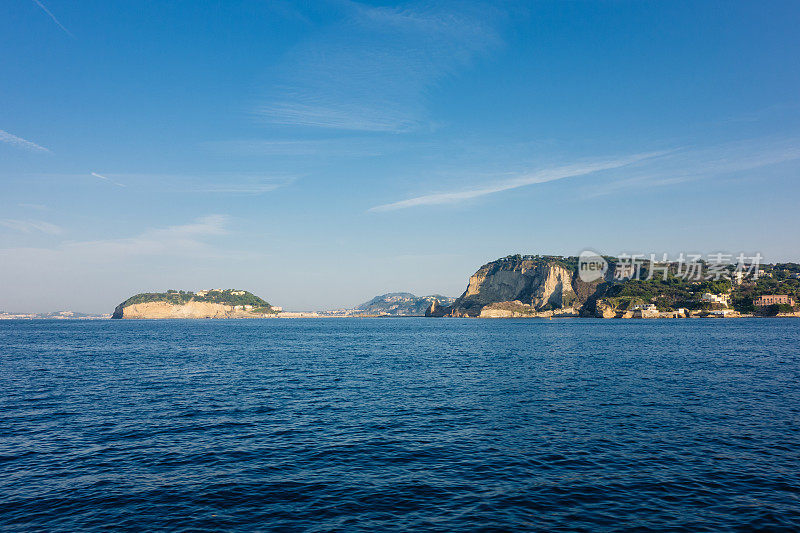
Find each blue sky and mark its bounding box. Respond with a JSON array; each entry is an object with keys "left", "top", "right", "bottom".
[{"left": 2, "top": 0, "right": 800, "bottom": 313}]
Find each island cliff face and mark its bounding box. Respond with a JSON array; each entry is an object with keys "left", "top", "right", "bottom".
[
  {"left": 113, "top": 301, "right": 273, "bottom": 319},
  {"left": 428, "top": 256, "right": 603, "bottom": 318},
  {"left": 427, "top": 254, "right": 800, "bottom": 318},
  {"left": 112, "top": 289, "right": 275, "bottom": 319}
]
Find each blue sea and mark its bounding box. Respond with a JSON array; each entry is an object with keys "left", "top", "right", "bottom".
[{"left": 1, "top": 318, "right": 799, "bottom": 531}]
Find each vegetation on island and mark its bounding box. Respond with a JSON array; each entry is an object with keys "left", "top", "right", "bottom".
[
  {"left": 119, "top": 289, "right": 274, "bottom": 312},
  {"left": 487, "top": 254, "right": 580, "bottom": 272},
  {"left": 472, "top": 255, "right": 800, "bottom": 316},
  {"left": 597, "top": 264, "right": 798, "bottom": 315}
]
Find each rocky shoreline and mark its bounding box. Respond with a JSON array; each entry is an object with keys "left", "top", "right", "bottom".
[{"left": 425, "top": 255, "right": 800, "bottom": 319}]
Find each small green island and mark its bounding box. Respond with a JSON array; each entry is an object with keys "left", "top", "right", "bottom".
[{"left": 112, "top": 289, "right": 277, "bottom": 319}]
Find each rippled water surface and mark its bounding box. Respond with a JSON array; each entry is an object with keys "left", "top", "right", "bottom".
[{"left": 1, "top": 318, "right": 799, "bottom": 531}]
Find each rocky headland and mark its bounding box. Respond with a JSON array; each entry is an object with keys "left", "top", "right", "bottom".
[
  {"left": 427, "top": 256, "right": 594, "bottom": 318},
  {"left": 426, "top": 254, "right": 800, "bottom": 318}
]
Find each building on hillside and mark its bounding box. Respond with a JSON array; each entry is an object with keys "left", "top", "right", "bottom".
[
  {"left": 701, "top": 293, "right": 730, "bottom": 306},
  {"left": 753, "top": 295, "right": 795, "bottom": 307},
  {"left": 633, "top": 303, "right": 659, "bottom": 318}
]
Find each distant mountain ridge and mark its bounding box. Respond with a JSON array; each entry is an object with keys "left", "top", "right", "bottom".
[
  {"left": 0, "top": 311, "right": 110, "bottom": 320},
  {"left": 355, "top": 292, "right": 456, "bottom": 316}
]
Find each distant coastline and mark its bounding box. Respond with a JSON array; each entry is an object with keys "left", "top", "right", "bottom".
[
  {"left": 4, "top": 254, "right": 799, "bottom": 320},
  {"left": 0, "top": 311, "right": 111, "bottom": 320}
]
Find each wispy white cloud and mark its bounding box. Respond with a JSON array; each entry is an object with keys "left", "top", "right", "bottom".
[
  {"left": 369, "top": 152, "right": 665, "bottom": 211},
  {"left": 65, "top": 215, "right": 229, "bottom": 258},
  {"left": 259, "top": 1, "right": 504, "bottom": 132},
  {"left": 18, "top": 203, "right": 49, "bottom": 211},
  {"left": 91, "top": 172, "right": 127, "bottom": 188},
  {"left": 205, "top": 138, "right": 389, "bottom": 158},
  {"left": 0, "top": 219, "right": 62, "bottom": 235},
  {"left": 175, "top": 174, "right": 296, "bottom": 195},
  {"left": 0, "top": 129, "right": 51, "bottom": 153},
  {"left": 714, "top": 102, "right": 800, "bottom": 125},
  {"left": 30, "top": 0, "right": 73, "bottom": 37},
  {"left": 3, "top": 171, "right": 295, "bottom": 196},
  {"left": 581, "top": 137, "right": 800, "bottom": 198},
  {"left": 0, "top": 215, "right": 242, "bottom": 313},
  {"left": 198, "top": 180, "right": 294, "bottom": 194},
  {"left": 370, "top": 136, "right": 800, "bottom": 211},
  {"left": 0, "top": 216, "right": 274, "bottom": 312},
  {"left": 6, "top": 215, "right": 231, "bottom": 262},
  {"left": 260, "top": 101, "right": 422, "bottom": 133}
]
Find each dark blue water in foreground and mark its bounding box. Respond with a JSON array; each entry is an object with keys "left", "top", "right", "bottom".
[{"left": 1, "top": 318, "right": 799, "bottom": 531}]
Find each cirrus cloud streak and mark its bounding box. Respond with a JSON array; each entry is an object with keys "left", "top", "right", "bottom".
[
  {"left": 369, "top": 152, "right": 665, "bottom": 212},
  {"left": 0, "top": 129, "right": 51, "bottom": 153}
]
